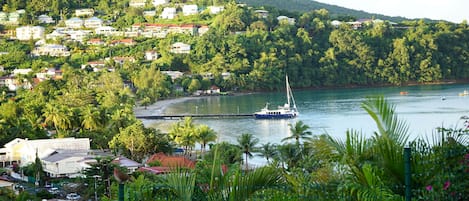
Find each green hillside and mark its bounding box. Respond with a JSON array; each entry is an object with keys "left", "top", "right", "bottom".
[{"left": 238, "top": 0, "right": 410, "bottom": 22}]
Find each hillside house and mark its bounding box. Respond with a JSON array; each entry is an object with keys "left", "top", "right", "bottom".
[
  {"left": 0, "top": 138, "right": 90, "bottom": 167},
  {"left": 152, "top": 0, "right": 169, "bottom": 6},
  {"left": 170, "top": 42, "right": 190, "bottom": 54},
  {"left": 208, "top": 6, "right": 224, "bottom": 14},
  {"left": 87, "top": 38, "right": 105, "bottom": 46},
  {"left": 129, "top": 0, "right": 147, "bottom": 8},
  {"left": 145, "top": 50, "right": 159, "bottom": 60},
  {"left": 277, "top": 16, "right": 295, "bottom": 25},
  {"left": 65, "top": 17, "right": 84, "bottom": 29},
  {"left": 37, "top": 15, "right": 54, "bottom": 24},
  {"left": 32, "top": 44, "right": 70, "bottom": 57},
  {"left": 15, "top": 26, "right": 45, "bottom": 41},
  {"left": 110, "top": 38, "right": 136, "bottom": 46},
  {"left": 182, "top": 5, "right": 198, "bottom": 16},
  {"left": 161, "top": 71, "right": 184, "bottom": 80},
  {"left": 95, "top": 26, "right": 117, "bottom": 36},
  {"left": 75, "top": 9, "right": 94, "bottom": 17},
  {"left": 161, "top": 7, "right": 176, "bottom": 19},
  {"left": 84, "top": 17, "right": 103, "bottom": 28}
]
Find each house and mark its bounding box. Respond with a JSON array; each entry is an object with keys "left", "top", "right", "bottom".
[
  {"left": 7, "top": 11, "right": 22, "bottom": 25},
  {"left": 145, "top": 50, "right": 159, "bottom": 60},
  {"left": 36, "top": 68, "right": 62, "bottom": 80},
  {"left": 254, "top": 10, "right": 269, "bottom": 18},
  {"left": 112, "top": 156, "right": 141, "bottom": 173},
  {"left": 277, "top": 16, "right": 295, "bottom": 25},
  {"left": 46, "top": 30, "right": 69, "bottom": 40},
  {"left": 152, "top": 0, "right": 169, "bottom": 6},
  {"left": 182, "top": 4, "right": 198, "bottom": 16},
  {"left": 32, "top": 44, "right": 71, "bottom": 57},
  {"left": 168, "top": 24, "right": 196, "bottom": 35},
  {"left": 208, "top": 6, "right": 224, "bottom": 14},
  {"left": 221, "top": 72, "right": 231, "bottom": 80},
  {"left": 331, "top": 20, "right": 342, "bottom": 27},
  {"left": 347, "top": 21, "right": 362, "bottom": 29},
  {"left": 67, "top": 30, "right": 92, "bottom": 42},
  {"left": 198, "top": 25, "right": 209, "bottom": 35},
  {"left": 65, "top": 17, "right": 84, "bottom": 29},
  {"left": 170, "top": 42, "right": 190, "bottom": 54},
  {"left": 111, "top": 56, "right": 136, "bottom": 65},
  {"left": 161, "top": 71, "right": 184, "bottom": 80},
  {"left": 160, "top": 7, "right": 176, "bottom": 19},
  {"left": 41, "top": 149, "right": 93, "bottom": 178},
  {"left": 110, "top": 39, "right": 136, "bottom": 46},
  {"left": 15, "top": 26, "right": 45, "bottom": 41},
  {"left": 0, "top": 138, "right": 90, "bottom": 167},
  {"left": 75, "top": 9, "right": 94, "bottom": 17},
  {"left": 129, "top": 0, "right": 147, "bottom": 8},
  {"left": 146, "top": 152, "right": 195, "bottom": 168},
  {"left": 84, "top": 17, "right": 103, "bottom": 28},
  {"left": 81, "top": 60, "right": 107, "bottom": 72},
  {"left": 95, "top": 26, "right": 117, "bottom": 36},
  {"left": 87, "top": 38, "right": 105, "bottom": 46},
  {"left": 0, "top": 12, "right": 7, "bottom": 23},
  {"left": 12, "top": 68, "right": 33, "bottom": 75},
  {"left": 37, "top": 15, "right": 55, "bottom": 24},
  {"left": 205, "top": 85, "right": 220, "bottom": 94},
  {"left": 0, "top": 75, "right": 19, "bottom": 91}
]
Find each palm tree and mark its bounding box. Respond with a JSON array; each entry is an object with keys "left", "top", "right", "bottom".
[
  {"left": 81, "top": 105, "right": 102, "bottom": 131},
  {"left": 43, "top": 103, "right": 72, "bottom": 136},
  {"left": 326, "top": 96, "right": 410, "bottom": 199},
  {"left": 169, "top": 117, "right": 197, "bottom": 157},
  {"left": 257, "top": 142, "right": 277, "bottom": 164},
  {"left": 196, "top": 124, "right": 217, "bottom": 155},
  {"left": 237, "top": 133, "right": 259, "bottom": 171},
  {"left": 282, "top": 120, "right": 312, "bottom": 147}
]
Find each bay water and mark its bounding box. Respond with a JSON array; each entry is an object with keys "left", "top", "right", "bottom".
[{"left": 145, "top": 84, "right": 469, "bottom": 164}]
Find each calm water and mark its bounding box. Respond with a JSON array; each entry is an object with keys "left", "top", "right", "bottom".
[{"left": 147, "top": 84, "right": 469, "bottom": 146}]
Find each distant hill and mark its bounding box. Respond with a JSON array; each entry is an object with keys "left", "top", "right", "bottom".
[{"left": 237, "top": 0, "right": 411, "bottom": 22}]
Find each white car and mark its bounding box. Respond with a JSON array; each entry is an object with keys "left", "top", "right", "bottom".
[{"left": 66, "top": 193, "right": 81, "bottom": 200}]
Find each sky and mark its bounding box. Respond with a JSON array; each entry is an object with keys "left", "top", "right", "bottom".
[{"left": 314, "top": 0, "right": 468, "bottom": 23}]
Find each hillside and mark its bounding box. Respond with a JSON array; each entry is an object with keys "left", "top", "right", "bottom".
[{"left": 238, "top": 0, "right": 410, "bottom": 22}]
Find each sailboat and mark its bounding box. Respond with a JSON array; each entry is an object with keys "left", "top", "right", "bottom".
[{"left": 254, "top": 75, "right": 298, "bottom": 119}]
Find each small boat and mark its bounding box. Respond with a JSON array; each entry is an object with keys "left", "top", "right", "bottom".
[
  {"left": 459, "top": 90, "right": 469, "bottom": 96},
  {"left": 254, "top": 75, "right": 298, "bottom": 119},
  {"left": 399, "top": 91, "right": 409, "bottom": 95}
]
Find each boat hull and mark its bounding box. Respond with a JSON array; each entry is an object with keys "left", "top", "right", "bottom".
[{"left": 254, "top": 113, "right": 297, "bottom": 119}]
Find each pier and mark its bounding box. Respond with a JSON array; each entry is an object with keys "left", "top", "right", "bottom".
[{"left": 136, "top": 113, "right": 254, "bottom": 120}]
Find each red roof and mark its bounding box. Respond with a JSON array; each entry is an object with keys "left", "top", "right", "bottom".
[{"left": 146, "top": 152, "right": 195, "bottom": 168}]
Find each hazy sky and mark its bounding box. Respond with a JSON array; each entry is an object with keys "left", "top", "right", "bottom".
[{"left": 314, "top": 0, "right": 468, "bottom": 23}]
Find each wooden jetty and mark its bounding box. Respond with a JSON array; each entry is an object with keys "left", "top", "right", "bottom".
[{"left": 136, "top": 113, "right": 254, "bottom": 120}]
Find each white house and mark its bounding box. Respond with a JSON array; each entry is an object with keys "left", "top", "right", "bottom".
[
  {"left": 277, "top": 16, "right": 295, "bottom": 25},
  {"left": 42, "top": 150, "right": 93, "bottom": 178},
  {"left": 95, "top": 26, "right": 117, "bottom": 36},
  {"left": 65, "top": 17, "right": 84, "bottom": 29},
  {"left": 145, "top": 50, "right": 159, "bottom": 60},
  {"left": 0, "top": 138, "right": 90, "bottom": 167},
  {"left": 67, "top": 30, "right": 92, "bottom": 42},
  {"left": 331, "top": 20, "right": 342, "bottom": 27},
  {"left": 182, "top": 4, "right": 198, "bottom": 16},
  {"left": 75, "top": 9, "right": 94, "bottom": 17},
  {"left": 143, "top": 10, "right": 156, "bottom": 17},
  {"left": 160, "top": 7, "right": 176, "bottom": 19},
  {"left": 129, "top": 0, "right": 146, "bottom": 8},
  {"left": 161, "top": 71, "right": 184, "bottom": 80},
  {"left": 37, "top": 15, "right": 55, "bottom": 24},
  {"left": 152, "top": 0, "right": 169, "bottom": 6},
  {"left": 84, "top": 17, "right": 103, "bottom": 28},
  {"left": 208, "top": 6, "right": 224, "bottom": 14},
  {"left": 254, "top": 10, "right": 269, "bottom": 18},
  {"left": 46, "top": 30, "right": 69, "bottom": 40},
  {"left": 32, "top": 44, "right": 71, "bottom": 57},
  {"left": 13, "top": 68, "right": 33, "bottom": 75},
  {"left": 112, "top": 156, "right": 141, "bottom": 173},
  {"left": 15, "top": 26, "right": 45, "bottom": 41},
  {"left": 170, "top": 42, "right": 190, "bottom": 54},
  {"left": 0, "top": 75, "right": 18, "bottom": 91}
]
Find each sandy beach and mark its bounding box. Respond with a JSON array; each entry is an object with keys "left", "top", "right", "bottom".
[{"left": 133, "top": 96, "right": 203, "bottom": 116}]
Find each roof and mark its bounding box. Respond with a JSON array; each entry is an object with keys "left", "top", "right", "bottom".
[
  {"left": 41, "top": 149, "right": 89, "bottom": 163},
  {"left": 112, "top": 156, "right": 141, "bottom": 168},
  {"left": 138, "top": 166, "right": 171, "bottom": 175},
  {"left": 147, "top": 152, "right": 195, "bottom": 168}
]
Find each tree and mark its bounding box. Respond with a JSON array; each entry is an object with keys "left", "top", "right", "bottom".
[
  {"left": 109, "top": 121, "right": 148, "bottom": 161},
  {"left": 237, "top": 133, "right": 259, "bottom": 170},
  {"left": 196, "top": 125, "right": 217, "bottom": 155},
  {"left": 80, "top": 105, "right": 102, "bottom": 131},
  {"left": 43, "top": 103, "right": 72, "bottom": 137},
  {"left": 257, "top": 142, "right": 277, "bottom": 164},
  {"left": 282, "top": 120, "right": 312, "bottom": 147},
  {"left": 169, "top": 117, "right": 197, "bottom": 156}
]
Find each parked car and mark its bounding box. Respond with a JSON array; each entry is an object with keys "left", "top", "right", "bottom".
[{"left": 66, "top": 192, "right": 81, "bottom": 200}]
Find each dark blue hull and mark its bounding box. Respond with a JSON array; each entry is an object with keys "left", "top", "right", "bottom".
[{"left": 254, "top": 114, "right": 296, "bottom": 119}]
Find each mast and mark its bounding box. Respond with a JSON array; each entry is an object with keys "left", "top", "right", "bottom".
[{"left": 286, "top": 75, "right": 291, "bottom": 107}]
